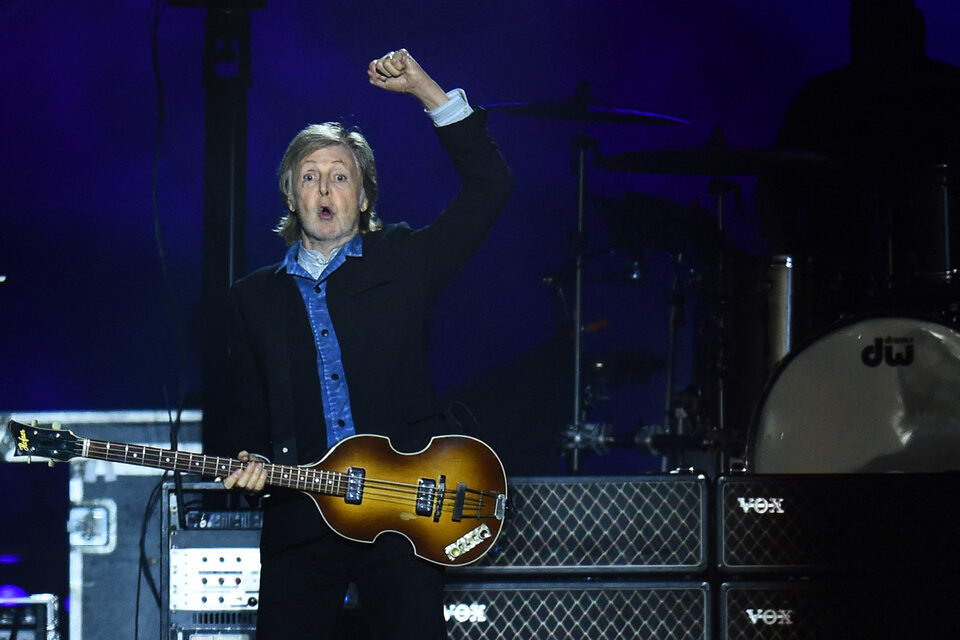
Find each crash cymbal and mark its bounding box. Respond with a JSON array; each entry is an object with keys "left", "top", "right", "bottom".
[
  {"left": 596, "top": 144, "right": 840, "bottom": 175},
  {"left": 482, "top": 81, "right": 690, "bottom": 126}
]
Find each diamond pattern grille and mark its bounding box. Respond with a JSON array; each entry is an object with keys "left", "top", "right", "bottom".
[
  {"left": 719, "top": 475, "right": 960, "bottom": 571},
  {"left": 459, "top": 476, "right": 706, "bottom": 573},
  {"left": 445, "top": 582, "right": 709, "bottom": 640}
]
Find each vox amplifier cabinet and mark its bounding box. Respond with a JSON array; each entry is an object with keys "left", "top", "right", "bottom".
[
  {"left": 718, "top": 473, "right": 960, "bottom": 573},
  {"left": 450, "top": 475, "right": 708, "bottom": 575},
  {"left": 444, "top": 581, "right": 711, "bottom": 640},
  {"left": 0, "top": 594, "right": 59, "bottom": 640},
  {"left": 721, "top": 580, "right": 960, "bottom": 639},
  {"left": 7, "top": 410, "right": 204, "bottom": 640},
  {"left": 161, "top": 481, "right": 262, "bottom": 640}
]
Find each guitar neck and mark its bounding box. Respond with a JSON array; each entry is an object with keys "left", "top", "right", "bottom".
[{"left": 82, "top": 438, "right": 347, "bottom": 496}]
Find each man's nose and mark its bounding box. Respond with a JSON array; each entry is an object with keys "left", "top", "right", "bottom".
[{"left": 319, "top": 175, "right": 330, "bottom": 195}]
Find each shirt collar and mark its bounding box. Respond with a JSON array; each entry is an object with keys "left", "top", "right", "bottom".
[{"left": 276, "top": 235, "right": 364, "bottom": 278}]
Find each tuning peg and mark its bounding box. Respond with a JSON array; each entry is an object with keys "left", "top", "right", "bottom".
[
  {"left": 48, "top": 460, "right": 55, "bottom": 468},
  {"left": 53, "top": 423, "right": 62, "bottom": 430}
]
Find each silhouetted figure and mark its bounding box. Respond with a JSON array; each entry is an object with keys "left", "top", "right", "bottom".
[{"left": 758, "top": 0, "right": 960, "bottom": 338}]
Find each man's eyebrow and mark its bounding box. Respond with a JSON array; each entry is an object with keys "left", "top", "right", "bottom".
[{"left": 300, "top": 159, "right": 349, "bottom": 169}]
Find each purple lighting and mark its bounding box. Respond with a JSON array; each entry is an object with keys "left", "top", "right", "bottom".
[
  {"left": 0, "top": 555, "right": 21, "bottom": 565},
  {"left": 0, "top": 584, "right": 29, "bottom": 604}
]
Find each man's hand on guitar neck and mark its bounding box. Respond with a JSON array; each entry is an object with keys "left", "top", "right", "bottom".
[{"left": 223, "top": 450, "right": 268, "bottom": 495}]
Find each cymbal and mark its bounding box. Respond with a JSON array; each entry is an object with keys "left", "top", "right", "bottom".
[
  {"left": 481, "top": 82, "right": 690, "bottom": 126},
  {"left": 596, "top": 144, "right": 840, "bottom": 175},
  {"left": 484, "top": 101, "right": 691, "bottom": 126}
]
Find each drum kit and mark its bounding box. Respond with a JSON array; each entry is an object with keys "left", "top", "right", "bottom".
[{"left": 485, "top": 85, "right": 960, "bottom": 475}]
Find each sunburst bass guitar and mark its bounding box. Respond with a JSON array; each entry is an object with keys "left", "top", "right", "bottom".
[{"left": 7, "top": 420, "right": 507, "bottom": 567}]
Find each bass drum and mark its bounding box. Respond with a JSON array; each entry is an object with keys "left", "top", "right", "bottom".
[{"left": 747, "top": 316, "right": 960, "bottom": 473}]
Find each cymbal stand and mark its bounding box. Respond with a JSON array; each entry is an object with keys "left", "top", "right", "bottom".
[
  {"left": 567, "top": 131, "right": 597, "bottom": 473},
  {"left": 705, "top": 178, "right": 740, "bottom": 438},
  {"left": 663, "top": 251, "right": 687, "bottom": 427}
]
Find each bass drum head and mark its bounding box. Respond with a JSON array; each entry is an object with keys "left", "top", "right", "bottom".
[{"left": 748, "top": 316, "right": 960, "bottom": 473}]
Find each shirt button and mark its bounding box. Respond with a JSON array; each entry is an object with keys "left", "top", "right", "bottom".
[
  {"left": 321, "top": 329, "right": 329, "bottom": 337},
  {"left": 337, "top": 419, "right": 345, "bottom": 427},
  {"left": 331, "top": 373, "right": 340, "bottom": 380}
]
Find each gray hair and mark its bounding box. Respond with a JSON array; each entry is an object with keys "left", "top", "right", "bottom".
[{"left": 274, "top": 122, "right": 381, "bottom": 245}]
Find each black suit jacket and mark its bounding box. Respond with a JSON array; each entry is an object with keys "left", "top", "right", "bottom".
[{"left": 220, "top": 110, "right": 512, "bottom": 524}]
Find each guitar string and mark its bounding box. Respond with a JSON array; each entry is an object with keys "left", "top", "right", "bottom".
[
  {"left": 54, "top": 440, "right": 494, "bottom": 518},
  {"left": 81, "top": 439, "right": 495, "bottom": 515},
  {"left": 85, "top": 438, "right": 498, "bottom": 503}
]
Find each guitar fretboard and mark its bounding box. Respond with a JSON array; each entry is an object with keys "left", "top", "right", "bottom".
[{"left": 83, "top": 438, "right": 348, "bottom": 496}]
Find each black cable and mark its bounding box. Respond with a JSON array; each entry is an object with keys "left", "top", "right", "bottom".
[
  {"left": 141, "top": 4, "right": 192, "bottom": 638},
  {"left": 135, "top": 473, "right": 168, "bottom": 640}
]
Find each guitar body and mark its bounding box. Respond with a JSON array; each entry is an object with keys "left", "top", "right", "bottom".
[{"left": 303, "top": 434, "right": 507, "bottom": 566}]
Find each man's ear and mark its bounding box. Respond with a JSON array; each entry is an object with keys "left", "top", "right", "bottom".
[{"left": 359, "top": 189, "right": 369, "bottom": 213}]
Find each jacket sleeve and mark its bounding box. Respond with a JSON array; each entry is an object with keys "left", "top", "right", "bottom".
[{"left": 411, "top": 107, "right": 514, "bottom": 292}]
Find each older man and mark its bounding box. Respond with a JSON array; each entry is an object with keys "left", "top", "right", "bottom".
[{"left": 219, "top": 49, "right": 512, "bottom": 639}]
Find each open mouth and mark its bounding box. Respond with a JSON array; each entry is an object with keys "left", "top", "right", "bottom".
[{"left": 319, "top": 205, "right": 334, "bottom": 219}]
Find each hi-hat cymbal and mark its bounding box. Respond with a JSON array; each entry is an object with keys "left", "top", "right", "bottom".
[
  {"left": 596, "top": 144, "right": 840, "bottom": 175},
  {"left": 482, "top": 82, "right": 690, "bottom": 126}
]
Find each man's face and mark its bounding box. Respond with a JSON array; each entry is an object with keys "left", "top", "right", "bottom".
[{"left": 291, "top": 144, "right": 367, "bottom": 255}]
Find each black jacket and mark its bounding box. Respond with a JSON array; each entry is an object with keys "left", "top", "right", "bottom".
[{"left": 222, "top": 109, "right": 513, "bottom": 472}]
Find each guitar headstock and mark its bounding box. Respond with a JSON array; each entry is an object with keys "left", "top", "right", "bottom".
[{"left": 6, "top": 420, "right": 83, "bottom": 462}]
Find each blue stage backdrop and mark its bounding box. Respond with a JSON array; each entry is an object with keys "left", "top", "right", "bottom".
[{"left": 3, "top": 1, "right": 960, "bottom": 476}]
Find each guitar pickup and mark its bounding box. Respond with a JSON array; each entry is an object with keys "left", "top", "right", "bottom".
[
  {"left": 416, "top": 478, "right": 436, "bottom": 517},
  {"left": 344, "top": 467, "right": 365, "bottom": 505}
]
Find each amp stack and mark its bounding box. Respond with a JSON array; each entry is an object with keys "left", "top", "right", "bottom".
[
  {"left": 444, "top": 474, "right": 712, "bottom": 639},
  {"left": 157, "top": 471, "right": 960, "bottom": 638},
  {"left": 717, "top": 473, "right": 960, "bottom": 639}
]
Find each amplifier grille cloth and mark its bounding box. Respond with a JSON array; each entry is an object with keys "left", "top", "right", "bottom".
[
  {"left": 445, "top": 582, "right": 709, "bottom": 640},
  {"left": 459, "top": 476, "right": 706, "bottom": 573}
]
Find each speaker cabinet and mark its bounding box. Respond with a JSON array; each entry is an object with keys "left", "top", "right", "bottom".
[
  {"left": 718, "top": 474, "right": 960, "bottom": 572},
  {"left": 721, "top": 581, "right": 960, "bottom": 639},
  {"left": 444, "top": 581, "right": 711, "bottom": 639},
  {"left": 451, "top": 475, "right": 708, "bottom": 575}
]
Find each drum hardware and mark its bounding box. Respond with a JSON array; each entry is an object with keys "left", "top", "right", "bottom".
[
  {"left": 593, "top": 190, "right": 715, "bottom": 463},
  {"left": 486, "top": 83, "right": 690, "bottom": 473},
  {"left": 561, "top": 421, "right": 717, "bottom": 458}
]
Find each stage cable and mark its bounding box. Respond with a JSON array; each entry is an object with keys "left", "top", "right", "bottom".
[
  {"left": 147, "top": 0, "right": 189, "bottom": 526},
  {"left": 135, "top": 472, "right": 168, "bottom": 640},
  {"left": 140, "top": 3, "right": 192, "bottom": 639}
]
